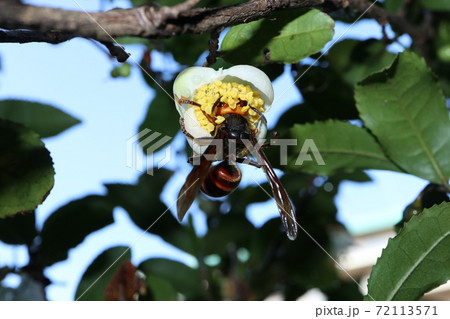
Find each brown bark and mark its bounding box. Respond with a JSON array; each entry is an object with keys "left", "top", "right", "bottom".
[
  {"left": 0, "top": 1, "right": 324, "bottom": 41},
  {"left": 0, "top": 0, "right": 429, "bottom": 62}
]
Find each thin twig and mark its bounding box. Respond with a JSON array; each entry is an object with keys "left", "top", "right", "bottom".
[
  {"left": 100, "top": 41, "right": 130, "bottom": 62},
  {"left": 203, "top": 27, "right": 223, "bottom": 67}
]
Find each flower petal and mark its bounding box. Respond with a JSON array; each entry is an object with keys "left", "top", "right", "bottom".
[
  {"left": 183, "top": 107, "right": 212, "bottom": 154},
  {"left": 173, "top": 65, "right": 274, "bottom": 115},
  {"left": 256, "top": 120, "right": 268, "bottom": 145},
  {"left": 173, "top": 67, "right": 219, "bottom": 117},
  {"left": 183, "top": 107, "right": 211, "bottom": 139},
  {"left": 220, "top": 65, "right": 274, "bottom": 111}
]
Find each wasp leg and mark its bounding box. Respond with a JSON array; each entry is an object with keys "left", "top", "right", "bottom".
[
  {"left": 187, "top": 156, "right": 201, "bottom": 164},
  {"left": 179, "top": 118, "right": 196, "bottom": 140},
  {"left": 194, "top": 136, "right": 215, "bottom": 144},
  {"left": 260, "top": 131, "right": 279, "bottom": 148},
  {"left": 236, "top": 157, "right": 262, "bottom": 168}
]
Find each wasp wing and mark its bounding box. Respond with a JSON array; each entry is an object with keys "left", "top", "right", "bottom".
[
  {"left": 250, "top": 136, "right": 298, "bottom": 240},
  {"left": 177, "top": 151, "right": 213, "bottom": 222}
]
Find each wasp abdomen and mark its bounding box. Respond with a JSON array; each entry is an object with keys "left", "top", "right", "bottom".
[{"left": 201, "top": 161, "right": 242, "bottom": 198}]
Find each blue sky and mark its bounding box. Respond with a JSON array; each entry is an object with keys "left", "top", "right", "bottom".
[{"left": 0, "top": 0, "right": 428, "bottom": 300}]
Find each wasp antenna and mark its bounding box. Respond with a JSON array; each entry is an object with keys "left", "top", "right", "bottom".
[
  {"left": 249, "top": 106, "right": 267, "bottom": 125},
  {"left": 178, "top": 97, "right": 201, "bottom": 106}
]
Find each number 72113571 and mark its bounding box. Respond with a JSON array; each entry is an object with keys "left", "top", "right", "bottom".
[{"left": 376, "top": 305, "right": 438, "bottom": 316}]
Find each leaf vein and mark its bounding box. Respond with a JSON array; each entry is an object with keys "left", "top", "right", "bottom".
[
  {"left": 388, "top": 79, "right": 447, "bottom": 185},
  {"left": 387, "top": 229, "right": 450, "bottom": 300}
]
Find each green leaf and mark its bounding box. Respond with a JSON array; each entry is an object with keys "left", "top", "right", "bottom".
[
  {"left": 147, "top": 208, "right": 197, "bottom": 255},
  {"left": 0, "top": 211, "right": 37, "bottom": 245},
  {"left": 258, "top": 63, "right": 285, "bottom": 82},
  {"left": 143, "top": 275, "right": 178, "bottom": 301},
  {"left": 355, "top": 51, "right": 450, "bottom": 185},
  {"left": 327, "top": 39, "right": 396, "bottom": 85},
  {"left": 221, "top": 19, "right": 263, "bottom": 64},
  {"left": 293, "top": 66, "right": 359, "bottom": 123},
  {"left": 397, "top": 183, "right": 449, "bottom": 233},
  {"left": 116, "top": 36, "right": 150, "bottom": 45},
  {"left": 0, "top": 100, "right": 80, "bottom": 138},
  {"left": 139, "top": 258, "right": 202, "bottom": 300},
  {"left": 419, "top": 0, "right": 450, "bottom": 11},
  {"left": 436, "top": 20, "right": 450, "bottom": 63},
  {"left": 75, "top": 246, "right": 131, "bottom": 301},
  {"left": 221, "top": 9, "right": 334, "bottom": 64},
  {"left": 37, "top": 195, "right": 115, "bottom": 267},
  {"left": 325, "top": 281, "right": 363, "bottom": 301},
  {"left": 0, "top": 120, "right": 54, "bottom": 218},
  {"left": 267, "top": 9, "right": 334, "bottom": 63},
  {"left": 384, "top": 0, "right": 403, "bottom": 13},
  {"left": 138, "top": 92, "right": 178, "bottom": 154},
  {"left": 203, "top": 212, "right": 256, "bottom": 256},
  {"left": 106, "top": 170, "right": 173, "bottom": 232},
  {"left": 365, "top": 202, "right": 450, "bottom": 300},
  {"left": 129, "top": 0, "right": 150, "bottom": 6},
  {"left": 289, "top": 120, "right": 400, "bottom": 175},
  {"left": 110, "top": 63, "right": 131, "bottom": 78},
  {"left": 162, "top": 33, "right": 209, "bottom": 66}
]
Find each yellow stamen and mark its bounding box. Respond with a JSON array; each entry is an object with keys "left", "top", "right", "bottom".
[
  {"left": 215, "top": 116, "right": 225, "bottom": 124},
  {"left": 191, "top": 80, "right": 266, "bottom": 132},
  {"left": 206, "top": 122, "right": 215, "bottom": 132}
]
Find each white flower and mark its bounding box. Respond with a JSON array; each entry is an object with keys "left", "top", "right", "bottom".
[{"left": 173, "top": 65, "right": 274, "bottom": 155}]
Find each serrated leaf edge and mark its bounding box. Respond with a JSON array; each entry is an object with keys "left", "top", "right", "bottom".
[{"left": 366, "top": 202, "right": 450, "bottom": 301}]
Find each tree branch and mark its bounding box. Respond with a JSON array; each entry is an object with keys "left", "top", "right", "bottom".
[
  {"left": 0, "top": 30, "right": 75, "bottom": 44},
  {"left": 0, "top": 29, "right": 130, "bottom": 62},
  {"left": 0, "top": 0, "right": 431, "bottom": 62},
  {"left": 0, "top": 1, "right": 324, "bottom": 41}
]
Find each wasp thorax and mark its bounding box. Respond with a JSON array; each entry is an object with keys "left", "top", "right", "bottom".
[{"left": 192, "top": 80, "right": 265, "bottom": 133}]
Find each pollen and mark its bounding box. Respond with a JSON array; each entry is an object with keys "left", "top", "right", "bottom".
[
  {"left": 206, "top": 122, "right": 215, "bottom": 132},
  {"left": 215, "top": 116, "right": 225, "bottom": 124},
  {"left": 191, "top": 80, "right": 265, "bottom": 132}
]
